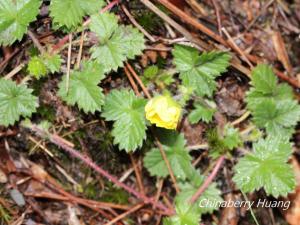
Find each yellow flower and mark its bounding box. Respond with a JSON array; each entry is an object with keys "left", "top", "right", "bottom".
[{"left": 145, "top": 95, "right": 181, "bottom": 130}]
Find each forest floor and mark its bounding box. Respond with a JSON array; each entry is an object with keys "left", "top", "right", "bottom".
[{"left": 1, "top": 0, "right": 300, "bottom": 225}]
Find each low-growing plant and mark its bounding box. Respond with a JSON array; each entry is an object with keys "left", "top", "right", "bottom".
[{"left": 0, "top": 1, "right": 299, "bottom": 224}]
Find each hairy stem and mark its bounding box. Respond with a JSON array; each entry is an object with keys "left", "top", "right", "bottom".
[
  {"left": 189, "top": 156, "right": 225, "bottom": 204},
  {"left": 28, "top": 125, "right": 174, "bottom": 216}
]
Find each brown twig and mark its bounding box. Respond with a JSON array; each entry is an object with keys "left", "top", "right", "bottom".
[
  {"left": 76, "top": 31, "right": 85, "bottom": 69},
  {"left": 129, "top": 153, "right": 145, "bottom": 195},
  {"left": 151, "top": 0, "right": 300, "bottom": 88},
  {"left": 125, "top": 63, "right": 151, "bottom": 99},
  {"left": 245, "top": 0, "right": 275, "bottom": 31},
  {"left": 27, "top": 124, "right": 174, "bottom": 216},
  {"left": 121, "top": 5, "right": 156, "bottom": 42},
  {"left": 211, "top": 0, "right": 222, "bottom": 36},
  {"left": 139, "top": 0, "right": 208, "bottom": 49},
  {"left": 103, "top": 203, "right": 144, "bottom": 225},
  {"left": 27, "top": 30, "right": 46, "bottom": 54},
  {"left": 4, "top": 63, "right": 25, "bottom": 80},
  {"left": 222, "top": 28, "right": 253, "bottom": 68},
  {"left": 0, "top": 48, "right": 20, "bottom": 72},
  {"left": 155, "top": 0, "right": 228, "bottom": 46},
  {"left": 124, "top": 66, "right": 140, "bottom": 96},
  {"left": 66, "top": 34, "right": 73, "bottom": 92},
  {"left": 189, "top": 156, "right": 225, "bottom": 204},
  {"left": 155, "top": 138, "right": 180, "bottom": 194}
]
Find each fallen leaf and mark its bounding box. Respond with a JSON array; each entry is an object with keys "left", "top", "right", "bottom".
[{"left": 272, "top": 31, "right": 293, "bottom": 74}]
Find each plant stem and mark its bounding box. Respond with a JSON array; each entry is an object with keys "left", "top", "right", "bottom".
[
  {"left": 189, "top": 155, "right": 225, "bottom": 204},
  {"left": 27, "top": 30, "right": 46, "bottom": 54},
  {"left": 66, "top": 34, "right": 72, "bottom": 93},
  {"left": 241, "top": 191, "right": 260, "bottom": 225},
  {"left": 155, "top": 138, "right": 180, "bottom": 194},
  {"left": 28, "top": 125, "right": 174, "bottom": 216}
]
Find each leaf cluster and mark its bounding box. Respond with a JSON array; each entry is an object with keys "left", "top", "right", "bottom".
[
  {"left": 246, "top": 64, "right": 300, "bottom": 139},
  {"left": 28, "top": 54, "right": 62, "bottom": 79},
  {"left": 58, "top": 61, "right": 105, "bottom": 114},
  {"left": 0, "top": 79, "right": 38, "bottom": 126},
  {"left": 233, "top": 137, "right": 295, "bottom": 197},
  {"left": 173, "top": 45, "right": 231, "bottom": 97},
  {"left": 89, "top": 12, "right": 145, "bottom": 72},
  {"left": 102, "top": 89, "right": 147, "bottom": 152}
]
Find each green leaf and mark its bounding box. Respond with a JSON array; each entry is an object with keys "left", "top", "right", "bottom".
[
  {"left": 177, "top": 169, "right": 223, "bottom": 215},
  {"left": 246, "top": 64, "right": 293, "bottom": 111},
  {"left": 144, "top": 132, "right": 193, "bottom": 180},
  {"left": 207, "top": 125, "right": 241, "bottom": 158},
  {"left": 0, "top": 79, "right": 38, "bottom": 126},
  {"left": 43, "top": 54, "right": 62, "bottom": 73},
  {"left": 90, "top": 13, "right": 145, "bottom": 72},
  {"left": 89, "top": 12, "right": 118, "bottom": 40},
  {"left": 222, "top": 125, "right": 242, "bottom": 150},
  {"left": 173, "top": 45, "right": 231, "bottom": 97},
  {"left": 250, "top": 64, "right": 277, "bottom": 93},
  {"left": 58, "top": 61, "right": 105, "bottom": 113},
  {"left": 157, "top": 72, "right": 175, "bottom": 86},
  {"left": 246, "top": 64, "right": 299, "bottom": 139},
  {"left": 0, "top": 0, "right": 41, "bottom": 46},
  {"left": 163, "top": 198, "right": 200, "bottom": 225},
  {"left": 102, "top": 89, "right": 147, "bottom": 152},
  {"left": 28, "top": 53, "right": 62, "bottom": 79},
  {"left": 144, "top": 65, "right": 159, "bottom": 79},
  {"left": 233, "top": 137, "right": 295, "bottom": 197},
  {"left": 188, "top": 104, "right": 215, "bottom": 124},
  {"left": 50, "top": 0, "right": 105, "bottom": 29},
  {"left": 252, "top": 99, "right": 300, "bottom": 139},
  {"left": 28, "top": 56, "right": 48, "bottom": 79}
]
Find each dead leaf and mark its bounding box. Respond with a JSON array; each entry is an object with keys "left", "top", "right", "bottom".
[
  {"left": 0, "top": 168, "right": 7, "bottom": 183},
  {"left": 219, "top": 193, "right": 239, "bottom": 225},
  {"left": 285, "top": 156, "right": 300, "bottom": 225},
  {"left": 180, "top": 117, "right": 204, "bottom": 146},
  {"left": 68, "top": 205, "right": 84, "bottom": 225},
  {"left": 272, "top": 31, "right": 293, "bottom": 74}
]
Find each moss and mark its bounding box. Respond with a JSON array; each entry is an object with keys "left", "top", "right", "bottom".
[
  {"left": 37, "top": 104, "right": 56, "bottom": 123},
  {"left": 100, "top": 183, "right": 129, "bottom": 204}
]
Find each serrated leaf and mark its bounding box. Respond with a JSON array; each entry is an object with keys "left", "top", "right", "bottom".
[
  {"left": 58, "top": 61, "right": 105, "bottom": 113},
  {"left": 233, "top": 137, "right": 295, "bottom": 197},
  {"left": 246, "top": 84, "right": 293, "bottom": 111},
  {"left": 0, "top": 79, "right": 38, "bottom": 126},
  {"left": 90, "top": 13, "right": 145, "bottom": 72},
  {"left": 163, "top": 198, "right": 201, "bottom": 225},
  {"left": 50, "top": 0, "right": 105, "bottom": 29},
  {"left": 144, "top": 132, "right": 193, "bottom": 180},
  {"left": 44, "top": 54, "right": 62, "bottom": 73},
  {"left": 246, "top": 64, "right": 293, "bottom": 111},
  {"left": 144, "top": 65, "right": 159, "bottom": 79},
  {"left": 188, "top": 104, "right": 215, "bottom": 124},
  {"left": 102, "top": 89, "right": 147, "bottom": 152},
  {"left": 252, "top": 99, "right": 300, "bottom": 139},
  {"left": 0, "top": 0, "right": 41, "bottom": 46},
  {"left": 207, "top": 125, "right": 241, "bottom": 158},
  {"left": 251, "top": 64, "right": 277, "bottom": 93},
  {"left": 173, "top": 45, "right": 231, "bottom": 97},
  {"left": 28, "top": 56, "right": 48, "bottom": 79},
  {"left": 222, "top": 125, "right": 241, "bottom": 150},
  {"left": 28, "top": 53, "right": 62, "bottom": 79},
  {"left": 177, "top": 169, "right": 223, "bottom": 215}
]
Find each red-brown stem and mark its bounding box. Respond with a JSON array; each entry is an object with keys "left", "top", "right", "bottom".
[
  {"left": 51, "top": 0, "right": 120, "bottom": 53},
  {"left": 29, "top": 125, "right": 174, "bottom": 216},
  {"left": 189, "top": 156, "right": 225, "bottom": 204}
]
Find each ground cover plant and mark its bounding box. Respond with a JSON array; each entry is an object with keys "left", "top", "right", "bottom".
[{"left": 1, "top": 0, "right": 300, "bottom": 224}]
